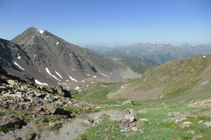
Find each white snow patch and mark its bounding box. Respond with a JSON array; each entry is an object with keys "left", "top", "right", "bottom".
[
  {"left": 56, "top": 41, "right": 59, "bottom": 45},
  {"left": 78, "top": 90, "right": 81, "bottom": 92},
  {"left": 87, "top": 74, "right": 90, "bottom": 76},
  {"left": 17, "top": 56, "right": 21, "bottom": 59},
  {"left": 92, "top": 82, "right": 94, "bottom": 84},
  {"left": 72, "top": 69, "right": 75, "bottom": 71},
  {"left": 69, "top": 75, "right": 77, "bottom": 82},
  {"left": 12, "top": 59, "right": 25, "bottom": 71},
  {"left": 82, "top": 80, "right": 85, "bottom": 82},
  {"left": 55, "top": 71, "right": 63, "bottom": 79},
  {"left": 39, "top": 30, "right": 44, "bottom": 34},
  {"left": 86, "top": 85, "right": 89, "bottom": 86},
  {"left": 93, "top": 76, "right": 97, "bottom": 78},
  {"left": 45, "top": 68, "right": 61, "bottom": 81},
  {"left": 203, "top": 55, "right": 206, "bottom": 58},
  {"left": 38, "top": 70, "right": 41, "bottom": 72},
  {"left": 35, "top": 79, "right": 48, "bottom": 85},
  {"left": 65, "top": 80, "right": 69, "bottom": 81},
  {"left": 62, "top": 83, "right": 68, "bottom": 85},
  {"left": 100, "top": 72, "right": 109, "bottom": 78},
  {"left": 74, "top": 86, "right": 80, "bottom": 90}
]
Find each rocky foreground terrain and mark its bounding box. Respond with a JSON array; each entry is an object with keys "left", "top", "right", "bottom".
[{"left": 0, "top": 65, "right": 140, "bottom": 140}]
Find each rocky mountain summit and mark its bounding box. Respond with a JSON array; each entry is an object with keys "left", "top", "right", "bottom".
[{"left": 1, "top": 27, "right": 144, "bottom": 86}]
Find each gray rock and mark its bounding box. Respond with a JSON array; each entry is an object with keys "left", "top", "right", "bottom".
[
  {"left": 83, "top": 120, "right": 91, "bottom": 127},
  {"left": 44, "top": 102, "right": 57, "bottom": 114},
  {"left": 49, "top": 122, "right": 57, "bottom": 127},
  {"left": 192, "top": 135, "right": 202, "bottom": 140},
  {"left": 168, "top": 112, "right": 180, "bottom": 116},
  {"left": 131, "top": 127, "right": 138, "bottom": 131},
  {"left": 122, "top": 100, "right": 134, "bottom": 105},
  {"left": 7, "top": 80, "right": 18, "bottom": 86},
  {"left": 203, "top": 121, "right": 211, "bottom": 127},
  {"left": 175, "top": 118, "right": 187, "bottom": 123},
  {"left": 93, "top": 117, "right": 101, "bottom": 125},
  {"left": 124, "top": 108, "right": 137, "bottom": 116}
]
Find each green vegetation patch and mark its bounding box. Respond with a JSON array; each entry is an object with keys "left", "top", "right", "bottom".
[{"left": 73, "top": 85, "right": 126, "bottom": 105}]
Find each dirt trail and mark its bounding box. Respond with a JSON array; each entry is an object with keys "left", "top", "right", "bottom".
[{"left": 40, "top": 110, "right": 122, "bottom": 140}]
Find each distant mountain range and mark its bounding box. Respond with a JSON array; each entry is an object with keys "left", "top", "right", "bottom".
[
  {"left": 84, "top": 43, "right": 211, "bottom": 64},
  {"left": 1, "top": 27, "right": 156, "bottom": 86}
]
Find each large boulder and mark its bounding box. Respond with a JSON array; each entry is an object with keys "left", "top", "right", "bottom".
[
  {"left": 44, "top": 102, "right": 57, "bottom": 114},
  {"left": 57, "top": 85, "right": 71, "bottom": 98}
]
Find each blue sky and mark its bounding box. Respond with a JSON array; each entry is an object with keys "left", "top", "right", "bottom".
[{"left": 0, "top": 0, "right": 211, "bottom": 46}]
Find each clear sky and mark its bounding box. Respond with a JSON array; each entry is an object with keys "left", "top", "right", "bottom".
[{"left": 0, "top": 0, "right": 211, "bottom": 46}]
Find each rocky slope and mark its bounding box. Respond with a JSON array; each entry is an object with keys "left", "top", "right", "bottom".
[
  {"left": 0, "top": 65, "right": 106, "bottom": 139},
  {"left": 0, "top": 65, "right": 140, "bottom": 140}
]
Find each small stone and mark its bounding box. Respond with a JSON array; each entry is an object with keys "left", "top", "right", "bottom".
[
  {"left": 93, "top": 117, "right": 101, "bottom": 125},
  {"left": 198, "top": 120, "right": 203, "bottom": 123},
  {"left": 131, "top": 127, "right": 138, "bottom": 131},
  {"left": 188, "top": 130, "right": 195, "bottom": 134},
  {"left": 192, "top": 135, "right": 202, "bottom": 140},
  {"left": 124, "top": 108, "right": 137, "bottom": 116},
  {"left": 122, "top": 100, "right": 134, "bottom": 105},
  {"left": 139, "top": 118, "right": 149, "bottom": 122},
  {"left": 203, "top": 121, "right": 211, "bottom": 127},
  {"left": 49, "top": 122, "right": 57, "bottom": 127},
  {"left": 175, "top": 118, "right": 187, "bottom": 123},
  {"left": 83, "top": 120, "right": 91, "bottom": 127}
]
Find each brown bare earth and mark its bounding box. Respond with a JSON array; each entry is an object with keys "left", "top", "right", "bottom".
[{"left": 107, "top": 84, "right": 164, "bottom": 100}]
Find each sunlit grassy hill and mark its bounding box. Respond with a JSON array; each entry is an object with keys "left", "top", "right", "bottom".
[{"left": 134, "top": 55, "right": 211, "bottom": 99}]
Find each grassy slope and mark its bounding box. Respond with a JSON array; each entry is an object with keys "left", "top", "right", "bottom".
[
  {"left": 75, "top": 100, "right": 211, "bottom": 140},
  {"left": 134, "top": 55, "right": 211, "bottom": 99},
  {"left": 104, "top": 52, "right": 159, "bottom": 74}
]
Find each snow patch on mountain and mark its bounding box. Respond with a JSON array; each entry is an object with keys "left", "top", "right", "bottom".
[
  {"left": 17, "top": 56, "right": 21, "bottom": 59},
  {"left": 39, "top": 30, "right": 44, "bottom": 34},
  {"left": 93, "top": 76, "right": 97, "bottom": 78},
  {"left": 69, "top": 75, "right": 77, "bottom": 82},
  {"left": 35, "top": 79, "right": 48, "bottom": 85},
  {"left": 55, "top": 71, "right": 63, "bottom": 79},
  {"left": 74, "top": 86, "right": 80, "bottom": 90},
  {"left": 45, "top": 68, "right": 61, "bottom": 81},
  {"left": 12, "top": 59, "right": 25, "bottom": 71},
  {"left": 72, "top": 69, "right": 75, "bottom": 71},
  {"left": 56, "top": 41, "right": 59, "bottom": 45},
  {"left": 100, "top": 72, "right": 109, "bottom": 78}
]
